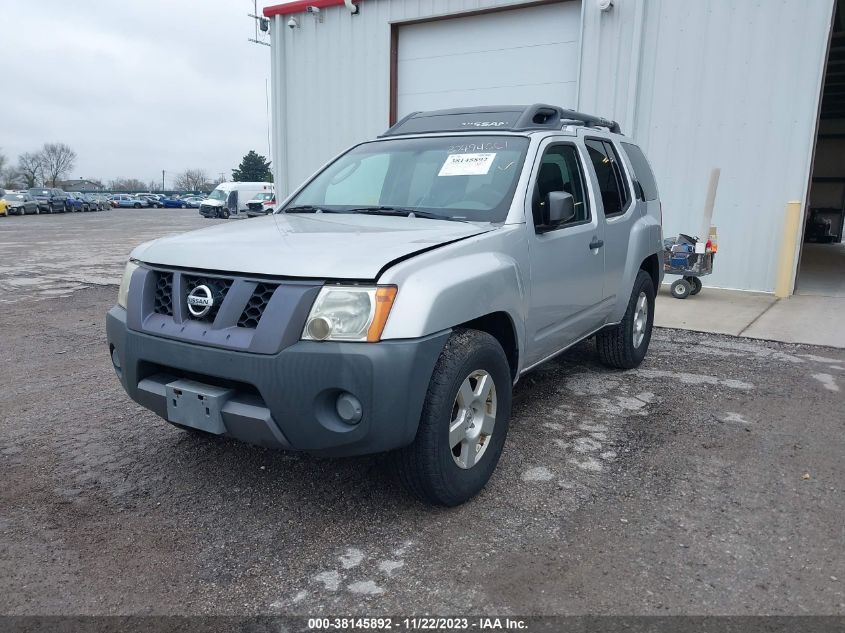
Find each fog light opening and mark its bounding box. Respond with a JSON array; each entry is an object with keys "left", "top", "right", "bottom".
[
  {"left": 110, "top": 346, "right": 121, "bottom": 370},
  {"left": 336, "top": 392, "right": 363, "bottom": 425}
]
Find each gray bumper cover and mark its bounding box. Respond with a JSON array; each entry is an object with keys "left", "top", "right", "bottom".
[{"left": 107, "top": 306, "right": 449, "bottom": 456}]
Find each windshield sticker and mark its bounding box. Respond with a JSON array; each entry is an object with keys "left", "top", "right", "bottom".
[
  {"left": 438, "top": 153, "right": 496, "bottom": 177},
  {"left": 448, "top": 141, "right": 508, "bottom": 153}
]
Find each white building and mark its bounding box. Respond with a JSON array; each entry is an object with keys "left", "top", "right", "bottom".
[{"left": 264, "top": 0, "right": 844, "bottom": 295}]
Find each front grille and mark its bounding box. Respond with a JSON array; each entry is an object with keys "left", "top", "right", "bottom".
[
  {"left": 154, "top": 272, "right": 174, "bottom": 316},
  {"left": 237, "top": 283, "right": 278, "bottom": 329},
  {"left": 183, "top": 275, "right": 233, "bottom": 322}
]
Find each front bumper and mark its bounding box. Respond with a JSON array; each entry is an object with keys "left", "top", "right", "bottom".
[
  {"left": 106, "top": 306, "right": 448, "bottom": 456},
  {"left": 199, "top": 205, "right": 222, "bottom": 217}
]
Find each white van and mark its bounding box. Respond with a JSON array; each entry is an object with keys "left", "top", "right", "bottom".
[{"left": 199, "top": 182, "right": 274, "bottom": 219}]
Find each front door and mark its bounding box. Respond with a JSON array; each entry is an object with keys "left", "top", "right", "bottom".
[{"left": 524, "top": 140, "right": 606, "bottom": 368}]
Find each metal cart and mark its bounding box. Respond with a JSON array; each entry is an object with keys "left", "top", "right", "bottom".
[{"left": 662, "top": 249, "right": 714, "bottom": 299}]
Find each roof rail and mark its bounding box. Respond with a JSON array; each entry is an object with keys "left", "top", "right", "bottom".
[{"left": 380, "top": 104, "right": 621, "bottom": 137}]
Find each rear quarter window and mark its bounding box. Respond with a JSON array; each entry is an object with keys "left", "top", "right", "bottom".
[{"left": 621, "top": 142, "right": 658, "bottom": 201}]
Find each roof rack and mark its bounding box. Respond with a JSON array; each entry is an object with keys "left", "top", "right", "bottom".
[{"left": 380, "top": 104, "right": 622, "bottom": 137}]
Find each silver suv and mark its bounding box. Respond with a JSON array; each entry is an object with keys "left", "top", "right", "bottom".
[{"left": 107, "top": 105, "right": 663, "bottom": 506}]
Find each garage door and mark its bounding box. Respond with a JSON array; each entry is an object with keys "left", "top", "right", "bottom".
[{"left": 396, "top": 2, "right": 582, "bottom": 117}]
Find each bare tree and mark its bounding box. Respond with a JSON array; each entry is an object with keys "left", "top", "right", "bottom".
[
  {"left": 109, "top": 178, "right": 147, "bottom": 192},
  {"left": 41, "top": 143, "right": 77, "bottom": 187},
  {"left": 174, "top": 169, "right": 208, "bottom": 192},
  {"left": 1, "top": 167, "right": 22, "bottom": 189},
  {"left": 17, "top": 152, "right": 44, "bottom": 188}
]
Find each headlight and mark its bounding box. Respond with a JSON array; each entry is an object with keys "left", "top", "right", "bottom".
[
  {"left": 302, "top": 285, "right": 397, "bottom": 342},
  {"left": 117, "top": 260, "right": 140, "bottom": 308}
]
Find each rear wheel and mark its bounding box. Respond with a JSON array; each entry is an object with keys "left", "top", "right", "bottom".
[
  {"left": 596, "top": 269, "right": 655, "bottom": 369},
  {"left": 687, "top": 277, "right": 703, "bottom": 295},
  {"left": 392, "top": 329, "right": 511, "bottom": 506},
  {"left": 133, "top": 203, "right": 141, "bottom": 209}
]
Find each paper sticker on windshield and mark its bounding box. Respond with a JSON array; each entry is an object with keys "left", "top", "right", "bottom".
[{"left": 438, "top": 152, "right": 496, "bottom": 177}]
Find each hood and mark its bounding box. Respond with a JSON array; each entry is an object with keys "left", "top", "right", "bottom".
[
  {"left": 201, "top": 199, "right": 223, "bottom": 207},
  {"left": 132, "top": 213, "right": 492, "bottom": 279}
]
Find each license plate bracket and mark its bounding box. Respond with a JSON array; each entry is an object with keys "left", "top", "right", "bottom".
[{"left": 165, "top": 379, "right": 233, "bottom": 434}]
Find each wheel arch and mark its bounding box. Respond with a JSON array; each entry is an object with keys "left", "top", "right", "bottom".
[{"left": 457, "top": 312, "right": 519, "bottom": 381}]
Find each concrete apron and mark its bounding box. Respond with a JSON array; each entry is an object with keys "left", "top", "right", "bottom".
[{"left": 655, "top": 286, "right": 845, "bottom": 349}]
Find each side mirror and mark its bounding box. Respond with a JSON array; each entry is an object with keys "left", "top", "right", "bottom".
[{"left": 543, "top": 191, "right": 576, "bottom": 226}]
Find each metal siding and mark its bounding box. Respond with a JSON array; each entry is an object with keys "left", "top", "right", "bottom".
[
  {"left": 272, "top": 0, "right": 581, "bottom": 192},
  {"left": 624, "top": 0, "right": 834, "bottom": 292},
  {"left": 270, "top": 0, "right": 834, "bottom": 292}
]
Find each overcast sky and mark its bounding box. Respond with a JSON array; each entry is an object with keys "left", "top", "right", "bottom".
[{"left": 2, "top": 0, "right": 273, "bottom": 188}]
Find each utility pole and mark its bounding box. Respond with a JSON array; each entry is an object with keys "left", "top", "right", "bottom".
[{"left": 161, "top": 170, "right": 165, "bottom": 191}]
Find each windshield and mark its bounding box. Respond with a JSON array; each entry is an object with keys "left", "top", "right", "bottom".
[
  {"left": 284, "top": 135, "right": 530, "bottom": 222},
  {"left": 29, "top": 189, "right": 50, "bottom": 196},
  {"left": 3, "top": 193, "right": 24, "bottom": 201},
  {"left": 255, "top": 192, "right": 273, "bottom": 201},
  {"left": 208, "top": 189, "right": 227, "bottom": 202}
]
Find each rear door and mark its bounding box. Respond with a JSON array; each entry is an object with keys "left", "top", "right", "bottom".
[
  {"left": 524, "top": 139, "right": 606, "bottom": 367},
  {"left": 583, "top": 138, "right": 637, "bottom": 306}
]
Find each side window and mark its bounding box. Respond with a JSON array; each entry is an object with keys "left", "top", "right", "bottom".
[
  {"left": 532, "top": 144, "right": 590, "bottom": 230},
  {"left": 621, "top": 142, "right": 658, "bottom": 201},
  {"left": 585, "top": 139, "right": 630, "bottom": 217},
  {"left": 324, "top": 153, "right": 390, "bottom": 206}
]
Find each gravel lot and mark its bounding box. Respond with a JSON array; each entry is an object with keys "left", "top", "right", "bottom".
[{"left": 1, "top": 210, "right": 843, "bottom": 616}]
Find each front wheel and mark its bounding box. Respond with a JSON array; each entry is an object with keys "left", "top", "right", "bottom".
[
  {"left": 392, "top": 329, "right": 511, "bottom": 506},
  {"left": 219, "top": 209, "right": 230, "bottom": 219},
  {"left": 671, "top": 279, "right": 691, "bottom": 299},
  {"left": 596, "top": 269, "right": 655, "bottom": 369}
]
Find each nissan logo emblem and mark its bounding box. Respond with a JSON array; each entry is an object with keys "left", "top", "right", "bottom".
[{"left": 186, "top": 284, "right": 214, "bottom": 318}]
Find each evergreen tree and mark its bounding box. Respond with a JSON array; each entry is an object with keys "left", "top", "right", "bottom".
[{"left": 232, "top": 151, "right": 272, "bottom": 182}]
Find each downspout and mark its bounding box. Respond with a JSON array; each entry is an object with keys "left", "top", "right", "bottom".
[
  {"left": 574, "top": 0, "right": 587, "bottom": 108},
  {"left": 270, "top": 15, "right": 289, "bottom": 195},
  {"left": 624, "top": 0, "right": 646, "bottom": 136}
]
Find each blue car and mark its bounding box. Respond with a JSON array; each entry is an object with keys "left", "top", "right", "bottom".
[
  {"left": 65, "top": 193, "right": 86, "bottom": 212},
  {"left": 161, "top": 197, "right": 194, "bottom": 209}
]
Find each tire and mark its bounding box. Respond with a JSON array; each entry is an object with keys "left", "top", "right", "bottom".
[
  {"left": 392, "top": 329, "right": 512, "bottom": 506},
  {"left": 134, "top": 203, "right": 141, "bottom": 209},
  {"left": 180, "top": 203, "right": 187, "bottom": 209},
  {"left": 596, "top": 269, "right": 656, "bottom": 369},
  {"left": 670, "top": 279, "right": 691, "bottom": 299},
  {"left": 687, "top": 277, "right": 702, "bottom": 296},
  {"left": 219, "top": 209, "right": 230, "bottom": 219}
]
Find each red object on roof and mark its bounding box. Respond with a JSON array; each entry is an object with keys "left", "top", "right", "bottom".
[{"left": 263, "top": 0, "right": 361, "bottom": 17}]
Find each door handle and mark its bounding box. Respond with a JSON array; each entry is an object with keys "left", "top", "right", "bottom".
[{"left": 589, "top": 238, "right": 604, "bottom": 250}]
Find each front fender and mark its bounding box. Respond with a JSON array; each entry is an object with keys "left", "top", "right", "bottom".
[{"left": 379, "top": 228, "right": 527, "bottom": 358}]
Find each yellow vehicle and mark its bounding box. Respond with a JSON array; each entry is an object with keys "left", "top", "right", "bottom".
[{"left": 0, "top": 197, "right": 7, "bottom": 216}]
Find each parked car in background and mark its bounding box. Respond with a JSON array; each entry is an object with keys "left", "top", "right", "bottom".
[
  {"left": 81, "top": 194, "right": 105, "bottom": 211},
  {"left": 2, "top": 191, "right": 40, "bottom": 215},
  {"left": 183, "top": 196, "right": 204, "bottom": 208},
  {"left": 246, "top": 191, "right": 276, "bottom": 217},
  {"left": 67, "top": 192, "right": 91, "bottom": 212},
  {"left": 28, "top": 187, "right": 68, "bottom": 213},
  {"left": 161, "top": 196, "right": 194, "bottom": 209},
  {"left": 112, "top": 194, "right": 149, "bottom": 209},
  {"left": 138, "top": 194, "right": 163, "bottom": 208}
]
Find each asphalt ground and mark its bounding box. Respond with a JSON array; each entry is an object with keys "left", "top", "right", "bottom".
[{"left": 0, "top": 209, "right": 843, "bottom": 616}]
